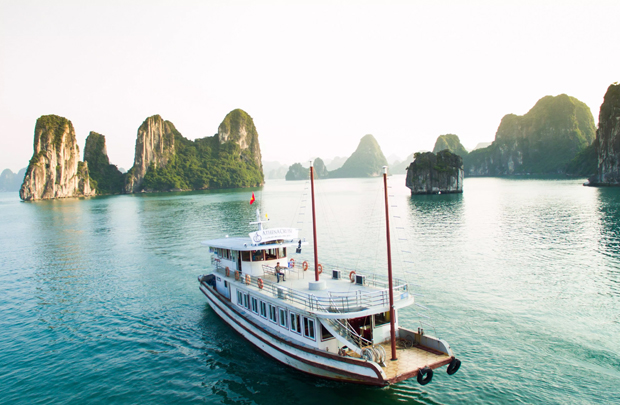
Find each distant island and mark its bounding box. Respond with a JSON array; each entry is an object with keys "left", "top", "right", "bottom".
[
  {"left": 285, "top": 134, "right": 388, "bottom": 180},
  {"left": 463, "top": 94, "right": 596, "bottom": 176},
  {"left": 0, "top": 168, "right": 26, "bottom": 192},
  {"left": 19, "top": 109, "right": 264, "bottom": 201}
]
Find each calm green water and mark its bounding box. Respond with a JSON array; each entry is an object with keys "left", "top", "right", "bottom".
[{"left": 1, "top": 176, "right": 619, "bottom": 404}]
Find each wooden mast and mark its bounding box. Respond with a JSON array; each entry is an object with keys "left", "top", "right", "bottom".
[
  {"left": 310, "top": 163, "right": 319, "bottom": 282},
  {"left": 383, "top": 166, "right": 397, "bottom": 361}
]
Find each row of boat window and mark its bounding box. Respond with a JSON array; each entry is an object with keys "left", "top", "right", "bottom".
[
  {"left": 211, "top": 247, "right": 287, "bottom": 263},
  {"left": 236, "top": 290, "right": 331, "bottom": 341}
]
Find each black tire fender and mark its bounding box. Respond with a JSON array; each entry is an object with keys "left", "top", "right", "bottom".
[
  {"left": 447, "top": 358, "right": 461, "bottom": 375},
  {"left": 417, "top": 366, "right": 433, "bottom": 385}
]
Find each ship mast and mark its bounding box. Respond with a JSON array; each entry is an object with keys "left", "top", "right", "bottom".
[
  {"left": 383, "top": 166, "right": 397, "bottom": 361},
  {"left": 310, "top": 162, "right": 319, "bottom": 282}
]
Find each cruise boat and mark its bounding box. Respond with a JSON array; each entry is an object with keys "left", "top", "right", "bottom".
[{"left": 198, "top": 166, "right": 461, "bottom": 386}]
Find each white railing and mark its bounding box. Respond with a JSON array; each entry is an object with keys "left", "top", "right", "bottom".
[{"left": 212, "top": 264, "right": 410, "bottom": 314}]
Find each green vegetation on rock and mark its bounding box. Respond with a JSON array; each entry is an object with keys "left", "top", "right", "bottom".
[
  {"left": 432, "top": 134, "right": 468, "bottom": 157},
  {"left": 84, "top": 132, "right": 125, "bottom": 194},
  {"left": 330, "top": 134, "right": 388, "bottom": 178},
  {"left": 464, "top": 94, "right": 595, "bottom": 176},
  {"left": 141, "top": 126, "right": 263, "bottom": 192}
]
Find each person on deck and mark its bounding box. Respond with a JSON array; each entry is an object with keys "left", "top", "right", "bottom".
[{"left": 275, "top": 262, "right": 286, "bottom": 282}]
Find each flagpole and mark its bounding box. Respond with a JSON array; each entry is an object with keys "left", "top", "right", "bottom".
[
  {"left": 383, "top": 166, "right": 397, "bottom": 361},
  {"left": 310, "top": 162, "right": 319, "bottom": 282}
]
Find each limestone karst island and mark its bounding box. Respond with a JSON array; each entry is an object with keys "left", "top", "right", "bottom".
[
  {"left": 14, "top": 82, "right": 620, "bottom": 201},
  {"left": 19, "top": 109, "right": 264, "bottom": 201}
]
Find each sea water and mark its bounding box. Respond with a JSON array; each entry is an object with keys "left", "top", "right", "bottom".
[{"left": 0, "top": 176, "right": 618, "bottom": 404}]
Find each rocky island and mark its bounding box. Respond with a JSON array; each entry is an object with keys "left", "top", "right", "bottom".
[
  {"left": 285, "top": 134, "right": 388, "bottom": 180},
  {"left": 406, "top": 150, "right": 464, "bottom": 195},
  {"left": 586, "top": 83, "right": 620, "bottom": 186},
  {"left": 19, "top": 115, "right": 95, "bottom": 201},
  {"left": 464, "top": 94, "right": 595, "bottom": 176}
]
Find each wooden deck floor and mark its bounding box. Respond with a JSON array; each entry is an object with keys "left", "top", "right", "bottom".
[
  {"left": 378, "top": 342, "right": 451, "bottom": 380},
  {"left": 344, "top": 341, "right": 452, "bottom": 381}
]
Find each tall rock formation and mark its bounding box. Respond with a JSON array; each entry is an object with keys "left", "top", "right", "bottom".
[
  {"left": 285, "top": 158, "right": 327, "bottom": 181},
  {"left": 125, "top": 115, "right": 177, "bottom": 193},
  {"left": 126, "top": 109, "right": 263, "bottom": 192},
  {"left": 588, "top": 84, "right": 620, "bottom": 185},
  {"left": 406, "top": 151, "right": 464, "bottom": 195},
  {"left": 218, "top": 109, "right": 263, "bottom": 170},
  {"left": 432, "top": 134, "right": 469, "bottom": 157},
  {"left": 19, "top": 115, "right": 95, "bottom": 201},
  {"left": 330, "top": 134, "right": 388, "bottom": 178},
  {"left": 465, "top": 94, "right": 595, "bottom": 176},
  {"left": 84, "top": 132, "right": 125, "bottom": 194}
]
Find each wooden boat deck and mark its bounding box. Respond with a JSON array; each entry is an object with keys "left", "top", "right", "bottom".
[{"left": 344, "top": 341, "right": 452, "bottom": 382}]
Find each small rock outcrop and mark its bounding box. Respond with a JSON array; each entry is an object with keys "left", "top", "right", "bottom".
[
  {"left": 588, "top": 83, "right": 620, "bottom": 186},
  {"left": 285, "top": 158, "right": 327, "bottom": 181},
  {"left": 464, "top": 94, "right": 595, "bottom": 176},
  {"left": 84, "top": 132, "right": 125, "bottom": 194},
  {"left": 19, "top": 115, "right": 95, "bottom": 201},
  {"left": 125, "top": 115, "right": 177, "bottom": 193},
  {"left": 406, "top": 150, "right": 464, "bottom": 195},
  {"left": 330, "top": 134, "right": 388, "bottom": 178},
  {"left": 432, "top": 134, "right": 469, "bottom": 157},
  {"left": 285, "top": 163, "right": 308, "bottom": 181}
]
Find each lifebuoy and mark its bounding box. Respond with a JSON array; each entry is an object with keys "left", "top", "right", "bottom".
[
  {"left": 302, "top": 261, "right": 308, "bottom": 271},
  {"left": 225, "top": 267, "right": 230, "bottom": 277},
  {"left": 317, "top": 264, "right": 323, "bottom": 274},
  {"left": 349, "top": 271, "right": 356, "bottom": 282},
  {"left": 417, "top": 367, "right": 433, "bottom": 385},
  {"left": 235, "top": 271, "right": 240, "bottom": 281},
  {"left": 257, "top": 278, "right": 264, "bottom": 289},
  {"left": 446, "top": 358, "right": 461, "bottom": 375},
  {"left": 245, "top": 274, "right": 251, "bottom": 285}
]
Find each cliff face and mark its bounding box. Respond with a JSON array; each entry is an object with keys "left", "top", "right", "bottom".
[
  {"left": 465, "top": 94, "right": 595, "bottom": 176},
  {"left": 330, "top": 134, "right": 388, "bottom": 178},
  {"left": 433, "top": 134, "right": 469, "bottom": 157},
  {"left": 589, "top": 84, "right": 620, "bottom": 185},
  {"left": 218, "top": 109, "right": 263, "bottom": 170},
  {"left": 19, "top": 115, "right": 95, "bottom": 201},
  {"left": 125, "top": 115, "right": 177, "bottom": 193},
  {"left": 84, "top": 132, "right": 125, "bottom": 194},
  {"left": 406, "top": 151, "right": 464, "bottom": 195}
]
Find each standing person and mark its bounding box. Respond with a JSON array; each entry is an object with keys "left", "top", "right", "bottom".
[{"left": 275, "top": 262, "right": 286, "bottom": 282}]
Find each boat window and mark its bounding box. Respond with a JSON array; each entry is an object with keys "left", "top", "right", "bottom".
[
  {"left": 278, "top": 247, "right": 285, "bottom": 258},
  {"left": 237, "top": 291, "right": 243, "bottom": 306},
  {"left": 303, "top": 317, "right": 316, "bottom": 340},
  {"left": 374, "top": 311, "right": 390, "bottom": 327},
  {"left": 241, "top": 251, "right": 251, "bottom": 261},
  {"left": 290, "top": 313, "right": 301, "bottom": 334},
  {"left": 243, "top": 294, "right": 250, "bottom": 310},
  {"left": 251, "top": 250, "right": 265, "bottom": 261},
  {"left": 224, "top": 281, "right": 228, "bottom": 288},
  {"left": 265, "top": 249, "right": 277, "bottom": 260},
  {"left": 268, "top": 304, "right": 277, "bottom": 323},
  {"left": 321, "top": 324, "right": 334, "bottom": 341},
  {"left": 260, "top": 301, "right": 267, "bottom": 318},
  {"left": 278, "top": 308, "right": 287, "bottom": 328},
  {"left": 251, "top": 297, "right": 258, "bottom": 314}
]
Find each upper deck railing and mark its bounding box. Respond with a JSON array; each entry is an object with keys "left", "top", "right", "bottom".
[{"left": 212, "top": 261, "right": 410, "bottom": 314}]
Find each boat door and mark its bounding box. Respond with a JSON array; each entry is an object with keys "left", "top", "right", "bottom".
[{"left": 237, "top": 251, "right": 242, "bottom": 272}]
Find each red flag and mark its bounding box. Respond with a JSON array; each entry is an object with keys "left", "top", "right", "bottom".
[{"left": 250, "top": 192, "right": 255, "bottom": 205}]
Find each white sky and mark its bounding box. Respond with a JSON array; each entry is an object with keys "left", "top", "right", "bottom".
[{"left": 1, "top": 0, "right": 618, "bottom": 172}]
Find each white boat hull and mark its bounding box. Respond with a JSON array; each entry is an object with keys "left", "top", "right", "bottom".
[{"left": 199, "top": 282, "right": 389, "bottom": 385}]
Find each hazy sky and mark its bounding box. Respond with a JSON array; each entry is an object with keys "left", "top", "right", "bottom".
[{"left": 1, "top": 0, "right": 618, "bottom": 172}]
